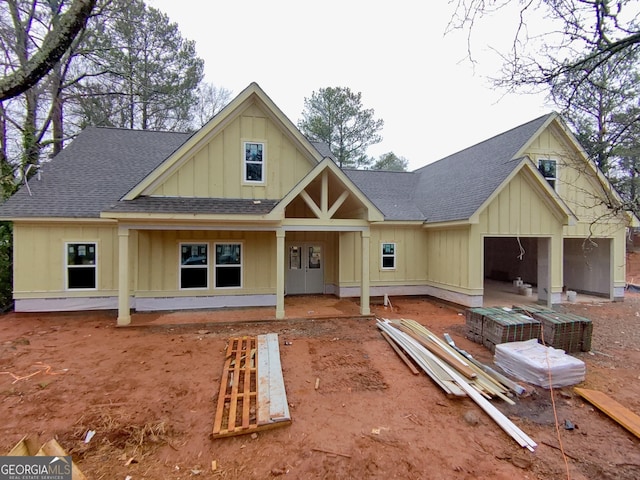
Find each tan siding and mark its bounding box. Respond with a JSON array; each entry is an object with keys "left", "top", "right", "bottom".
[
  {"left": 425, "top": 227, "right": 470, "bottom": 289},
  {"left": 148, "top": 102, "right": 315, "bottom": 200},
  {"left": 13, "top": 223, "right": 119, "bottom": 296},
  {"left": 479, "top": 170, "right": 560, "bottom": 236},
  {"left": 136, "top": 230, "right": 277, "bottom": 295}
]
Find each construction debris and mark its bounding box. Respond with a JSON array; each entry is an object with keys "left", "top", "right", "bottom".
[
  {"left": 7, "top": 436, "right": 87, "bottom": 480},
  {"left": 377, "top": 318, "right": 537, "bottom": 451},
  {"left": 212, "top": 334, "right": 291, "bottom": 438}
]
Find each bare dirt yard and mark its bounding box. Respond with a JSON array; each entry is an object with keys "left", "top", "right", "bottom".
[{"left": 3, "top": 259, "right": 640, "bottom": 479}]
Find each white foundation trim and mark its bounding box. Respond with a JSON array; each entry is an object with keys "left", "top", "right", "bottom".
[
  {"left": 15, "top": 296, "right": 125, "bottom": 312},
  {"left": 335, "top": 284, "right": 484, "bottom": 308},
  {"left": 135, "top": 294, "right": 276, "bottom": 312}
]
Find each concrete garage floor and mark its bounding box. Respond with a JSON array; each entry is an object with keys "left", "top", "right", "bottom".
[{"left": 482, "top": 279, "right": 609, "bottom": 308}]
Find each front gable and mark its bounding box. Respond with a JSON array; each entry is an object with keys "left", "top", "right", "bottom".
[
  {"left": 474, "top": 161, "right": 576, "bottom": 234},
  {"left": 516, "top": 114, "right": 638, "bottom": 229},
  {"left": 124, "top": 83, "right": 323, "bottom": 202},
  {"left": 269, "top": 158, "right": 384, "bottom": 224}
]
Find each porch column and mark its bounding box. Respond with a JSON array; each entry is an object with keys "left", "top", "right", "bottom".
[
  {"left": 360, "top": 229, "right": 371, "bottom": 315},
  {"left": 276, "top": 230, "right": 286, "bottom": 319},
  {"left": 117, "top": 226, "right": 131, "bottom": 326}
]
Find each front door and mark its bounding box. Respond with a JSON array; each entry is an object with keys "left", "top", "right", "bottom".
[{"left": 286, "top": 244, "right": 324, "bottom": 294}]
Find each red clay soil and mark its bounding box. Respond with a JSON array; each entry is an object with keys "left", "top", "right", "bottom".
[{"left": 2, "top": 258, "right": 640, "bottom": 479}]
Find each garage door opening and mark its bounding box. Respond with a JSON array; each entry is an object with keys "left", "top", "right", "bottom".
[{"left": 483, "top": 237, "right": 549, "bottom": 306}]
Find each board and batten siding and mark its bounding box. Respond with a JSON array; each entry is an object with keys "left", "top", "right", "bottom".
[
  {"left": 13, "top": 222, "right": 120, "bottom": 298},
  {"left": 150, "top": 103, "right": 314, "bottom": 200},
  {"left": 338, "top": 227, "right": 428, "bottom": 286},
  {"left": 525, "top": 125, "right": 629, "bottom": 292},
  {"left": 424, "top": 227, "right": 471, "bottom": 291},
  {"left": 135, "top": 230, "right": 277, "bottom": 296}
]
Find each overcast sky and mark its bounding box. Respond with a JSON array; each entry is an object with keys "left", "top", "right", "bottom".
[{"left": 147, "top": 0, "right": 553, "bottom": 170}]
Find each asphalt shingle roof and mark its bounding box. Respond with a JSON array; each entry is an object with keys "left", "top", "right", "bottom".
[
  {"left": 0, "top": 127, "right": 191, "bottom": 218},
  {"left": 104, "top": 197, "right": 278, "bottom": 215},
  {"left": 0, "top": 113, "right": 555, "bottom": 223}
]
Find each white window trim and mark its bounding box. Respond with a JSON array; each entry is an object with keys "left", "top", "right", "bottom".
[
  {"left": 65, "top": 241, "right": 98, "bottom": 291},
  {"left": 381, "top": 242, "right": 396, "bottom": 270},
  {"left": 242, "top": 140, "right": 266, "bottom": 184},
  {"left": 214, "top": 241, "right": 243, "bottom": 290},
  {"left": 179, "top": 242, "right": 210, "bottom": 290},
  {"left": 538, "top": 158, "right": 558, "bottom": 191}
]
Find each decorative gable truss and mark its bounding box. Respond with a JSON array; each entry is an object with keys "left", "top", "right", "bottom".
[{"left": 273, "top": 158, "right": 384, "bottom": 224}]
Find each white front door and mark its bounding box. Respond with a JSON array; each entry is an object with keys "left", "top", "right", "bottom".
[{"left": 286, "top": 244, "right": 324, "bottom": 294}]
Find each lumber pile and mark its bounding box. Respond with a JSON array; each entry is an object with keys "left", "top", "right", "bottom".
[{"left": 377, "top": 318, "right": 536, "bottom": 451}]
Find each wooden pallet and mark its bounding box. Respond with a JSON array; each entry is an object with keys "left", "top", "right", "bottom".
[{"left": 212, "top": 334, "right": 291, "bottom": 438}]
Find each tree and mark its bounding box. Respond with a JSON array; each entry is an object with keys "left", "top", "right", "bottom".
[
  {"left": 449, "top": 0, "right": 640, "bottom": 94},
  {"left": 298, "top": 87, "right": 383, "bottom": 169},
  {"left": 371, "top": 152, "right": 409, "bottom": 171},
  {"left": 550, "top": 47, "right": 640, "bottom": 174},
  {"left": 0, "top": 0, "right": 96, "bottom": 101},
  {"left": 190, "top": 82, "right": 232, "bottom": 129},
  {"left": 73, "top": 0, "right": 204, "bottom": 131}
]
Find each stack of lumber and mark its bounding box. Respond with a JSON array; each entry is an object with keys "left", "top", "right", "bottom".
[
  {"left": 377, "top": 318, "right": 537, "bottom": 451},
  {"left": 514, "top": 306, "right": 593, "bottom": 353},
  {"left": 212, "top": 333, "right": 291, "bottom": 438},
  {"left": 465, "top": 307, "right": 541, "bottom": 352}
]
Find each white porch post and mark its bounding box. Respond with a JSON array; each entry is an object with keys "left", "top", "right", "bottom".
[
  {"left": 360, "top": 229, "right": 371, "bottom": 315},
  {"left": 117, "top": 226, "right": 131, "bottom": 326},
  {"left": 276, "top": 230, "right": 285, "bottom": 319}
]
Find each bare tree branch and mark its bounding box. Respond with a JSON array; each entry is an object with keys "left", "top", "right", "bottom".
[{"left": 0, "top": 0, "right": 96, "bottom": 101}]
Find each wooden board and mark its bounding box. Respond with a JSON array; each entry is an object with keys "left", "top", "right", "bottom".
[
  {"left": 7, "top": 436, "right": 87, "bottom": 480},
  {"left": 212, "top": 334, "right": 291, "bottom": 438},
  {"left": 574, "top": 387, "right": 640, "bottom": 439}
]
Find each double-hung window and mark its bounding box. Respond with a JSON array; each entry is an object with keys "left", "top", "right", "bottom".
[
  {"left": 244, "top": 142, "right": 264, "bottom": 182},
  {"left": 66, "top": 242, "right": 97, "bottom": 289},
  {"left": 180, "top": 243, "right": 208, "bottom": 289},
  {"left": 381, "top": 242, "right": 396, "bottom": 270},
  {"left": 215, "top": 243, "right": 242, "bottom": 288},
  {"left": 538, "top": 159, "right": 557, "bottom": 190}
]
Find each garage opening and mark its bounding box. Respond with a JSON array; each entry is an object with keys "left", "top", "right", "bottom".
[
  {"left": 483, "top": 237, "right": 548, "bottom": 306},
  {"left": 563, "top": 238, "right": 611, "bottom": 298}
]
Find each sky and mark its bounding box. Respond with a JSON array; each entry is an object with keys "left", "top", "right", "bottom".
[{"left": 147, "top": 0, "right": 553, "bottom": 171}]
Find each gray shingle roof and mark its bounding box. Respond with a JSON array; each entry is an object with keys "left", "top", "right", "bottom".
[
  {"left": 413, "top": 113, "right": 552, "bottom": 222},
  {"left": 0, "top": 127, "right": 191, "bottom": 218},
  {"left": 0, "top": 113, "right": 555, "bottom": 223},
  {"left": 104, "top": 197, "right": 278, "bottom": 215},
  {"left": 346, "top": 114, "right": 552, "bottom": 222},
  {"left": 343, "top": 170, "right": 423, "bottom": 220}
]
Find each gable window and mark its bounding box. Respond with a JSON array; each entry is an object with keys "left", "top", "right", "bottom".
[
  {"left": 538, "top": 159, "right": 557, "bottom": 189},
  {"left": 244, "top": 142, "right": 264, "bottom": 182},
  {"left": 66, "top": 242, "right": 97, "bottom": 289},
  {"left": 381, "top": 242, "right": 396, "bottom": 270},
  {"left": 180, "top": 243, "right": 208, "bottom": 289},
  {"left": 215, "top": 243, "right": 242, "bottom": 288}
]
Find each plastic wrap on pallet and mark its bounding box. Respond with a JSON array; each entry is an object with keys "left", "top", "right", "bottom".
[{"left": 494, "top": 339, "right": 586, "bottom": 389}]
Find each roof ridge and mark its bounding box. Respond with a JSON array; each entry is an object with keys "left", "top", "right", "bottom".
[{"left": 92, "top": 125, "right": 192, "bottom": 135}]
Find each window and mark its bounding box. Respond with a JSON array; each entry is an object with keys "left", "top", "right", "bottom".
[
  {"left": 538, "top": 159, "right": 557, "bottom": 189},
  {"left": 381, "top": 243, "right": 396, "bottom": 270},
  {"left": 244, "top": 142, "right": 264, "bottom": 182},
  {"left": 215, "top": 243, "right": 242, "bottom": 288},
  {"left": 66, "top": 242, "right": 97, "bottom": 289},
  {"left": 180, "top": 243, "right": 208, "bottom": 289}
]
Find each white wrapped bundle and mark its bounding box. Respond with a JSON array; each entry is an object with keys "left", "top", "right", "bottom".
[{"left": 494, "top": 338, "right": 586, "bottom": 389}]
